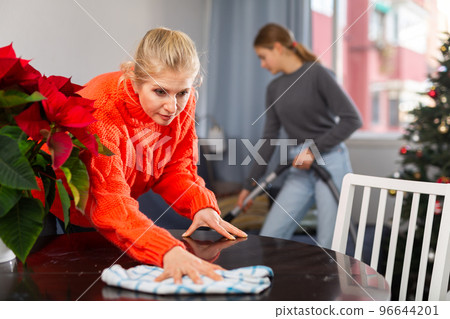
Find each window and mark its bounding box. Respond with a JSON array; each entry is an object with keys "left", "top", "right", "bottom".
[
  {"left": 369, "top": 3, "right": 390, "bottom": 49},
  {"left": 397, "top": 2, "right": 427, "bottom": 54},
  {"left": 313, "top": 0, "right": 445, "bottom": 133},
  {"left": 311, "top": 0, "right": 334, "bottom": 17}
]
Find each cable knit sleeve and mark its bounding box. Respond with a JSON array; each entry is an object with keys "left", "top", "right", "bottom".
[
  {"left": 80, "top": 120, "right": 185, "bottom": 267},
  {"left": 151, "top": 93, "right": 220, "bottom": 219}
]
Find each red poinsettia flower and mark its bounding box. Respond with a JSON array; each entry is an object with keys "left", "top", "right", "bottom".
[
  {"left": 47, "top": 131, "right": 73, "bottom": 169},
  {"left": 40, "top": 77, "right": 96, "bottom": 126},
  {"left": 0, "top": 43, "right": 105, "bottom": 264},
  {"left": 14, "top": 76, "right": 98, "bottom": 168},
  {"left": 14, "top": 102, "right": 51, "bottom": 141},
  {"left": 47, "top": 75, "right": 84, "bottom": 97},
  {"left": 0, "top": 43, "right": 41, "bottom": 92}
]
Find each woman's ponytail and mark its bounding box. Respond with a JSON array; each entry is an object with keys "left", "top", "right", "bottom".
[{"left": 254, "top": 23, "right": 318, "bottom": 63}]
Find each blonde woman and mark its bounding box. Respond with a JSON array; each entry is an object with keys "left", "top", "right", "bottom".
[{"left": 57, "top": 28, "right": 247, "bottom": 283}]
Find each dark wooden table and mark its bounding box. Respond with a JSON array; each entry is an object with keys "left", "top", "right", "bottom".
[{"left": 0, "top": 230, "right": 390, "bottom": 301}]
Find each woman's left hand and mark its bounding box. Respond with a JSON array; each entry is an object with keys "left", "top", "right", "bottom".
[{"left": 182, "top": 208, "right": 248, "bottom": 240}]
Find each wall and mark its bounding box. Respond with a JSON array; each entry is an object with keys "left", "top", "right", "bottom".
[
  {"left": 312, "top": 9, "right": 333, "bottom": 68},
  {"left": 0, "top": 0, "right": 209, "bottom": 85}
]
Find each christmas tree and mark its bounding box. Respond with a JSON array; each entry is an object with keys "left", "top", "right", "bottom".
[
  {"left": 388, "top": 33, "right": 450, "bottom": 300},
  {"left": 400, "top": 34, "right": 450, "bottom": 181}
]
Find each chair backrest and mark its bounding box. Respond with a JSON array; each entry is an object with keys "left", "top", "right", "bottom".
[{"left": 332, "top": 173, "right": 450, "bottom": 301}]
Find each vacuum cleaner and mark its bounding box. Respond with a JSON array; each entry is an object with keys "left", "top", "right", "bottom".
[{"left": 223, "top": 162, "right": 357, "bottom": 244}]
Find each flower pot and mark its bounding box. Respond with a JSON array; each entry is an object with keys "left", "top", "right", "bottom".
[{"left": 0, "top": 238, "right": 16, "bottom": 263}]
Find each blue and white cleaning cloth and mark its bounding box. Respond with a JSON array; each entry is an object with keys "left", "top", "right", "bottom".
[{"left": 101, "top": 264, "right": 273, "bottom": 295}]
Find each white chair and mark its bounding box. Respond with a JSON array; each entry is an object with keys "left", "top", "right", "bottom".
[{"left": 332, "top": 173, "right": 450, "bottom": 301}]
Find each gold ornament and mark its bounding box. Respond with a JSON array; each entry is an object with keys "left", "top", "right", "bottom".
[
  {"left": 414, "top": 172, "right": 421, "bottom": 179},
  {"left": 438, "top": 120, "right": 449, "bottom": 134},
  {"left": 388, "top": 189, "right": 397, "bottom": 196}
]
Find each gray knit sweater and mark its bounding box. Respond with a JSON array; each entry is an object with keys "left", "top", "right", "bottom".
[{"left": 244, "top": 62, "right": 362, "bottom": 190}]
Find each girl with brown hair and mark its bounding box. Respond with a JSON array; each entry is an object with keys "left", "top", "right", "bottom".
[{"left": 237, "top": 23, "right": 362, "bottom": 249}]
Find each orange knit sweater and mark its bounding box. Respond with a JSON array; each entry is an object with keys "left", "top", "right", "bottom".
[{"left": 66, "top": 71, "right": 219, "bottom": 267}]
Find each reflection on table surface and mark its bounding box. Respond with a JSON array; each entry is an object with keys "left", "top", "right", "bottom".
[{"left": 0, "top": 230, "right": 390, "bottom": 301}]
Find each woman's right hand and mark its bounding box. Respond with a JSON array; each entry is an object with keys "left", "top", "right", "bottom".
[
  {"left": 155, "top": 246, "right": 224, "bottom": 284},
  {"left": 237, "top": 189, "right": 253, "bottom": 211}
]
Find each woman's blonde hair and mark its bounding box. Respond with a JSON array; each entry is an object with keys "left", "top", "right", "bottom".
[
  {"left": 120, "top": 27, "right": 202, "bottom": 88},
  {"left": 254, "top": 23, "right": 318, "bottom": 63}
]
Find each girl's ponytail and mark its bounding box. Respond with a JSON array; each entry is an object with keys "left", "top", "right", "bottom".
[{"left": 254, "top": 23, "right": 318, "bottom": 63}]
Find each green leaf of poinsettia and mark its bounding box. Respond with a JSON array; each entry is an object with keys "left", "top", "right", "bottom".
[
  {"left": 0, "top": 135, "right": 38, "bottom": 190},
  {"left": 37, "top": 165, "right": 56, "bottom": 213},
  {"left": 0, "top": 197, "right": 44, "bottom": 263},
  {"left": 56, "top": 180, "right": 70, "bottom": 229},
  {"left": 61, "top": 149, "right": 89, "bottom": 213},
  {"left": 0, "top": 125, "right": 27, "bottom": 140},
  {"left": 0, "top": 125, "right": 34, "bottom": 156},
  {"left": 0, "top": 90, "right": 46, "bottom": 108},
  {"left": 0, "top": 185, "right": 22, "bottom": 218},
  {"left": 32, "top": 153, "right": 48, "bottom": 170}
]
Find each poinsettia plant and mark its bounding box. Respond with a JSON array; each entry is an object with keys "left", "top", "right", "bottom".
[{"left": 0, "top": 44, "right": 111, "bottom": 263}]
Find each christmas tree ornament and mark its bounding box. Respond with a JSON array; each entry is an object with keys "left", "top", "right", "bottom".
[
  {"left": 435, "top": 200, "right": 442, "bottom": 214},
  {"left": 399, "top": 145, "right": 410, "bottom": 155},
  {"left": 441, "top": 44, "right": 448, "bottom": 54},
  {"left": 438, "top": 120, "right": 449, "bottom": 133},
  {"left": 412, "top": 132, "right": 420, "bottom": 142},
  {"left": 428, "top": 87, "right": 437, "bottom": 98},
  {"left": 428, "top": 250, "right": 435, "bottom": 263},
  {"left": 416, "top": 149, "right": 423, "bottom": 158},
  {"left": 388, "top": 189, "right": 397, "bottom": 196},
  {"left": 442, "top": 96, "right": 448, "bottom": 103},
  {"left": 446, "top": 116, "right": 450, "bottom": 125},
  {"left": 437, "top": 176, "right": 450, "bottom": 183},
  {"left": 413, "top": 172, "right": 421, "bottom": 179},
  {"left": 393, "top": 171, "right": 401, "bottom": 178}
]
